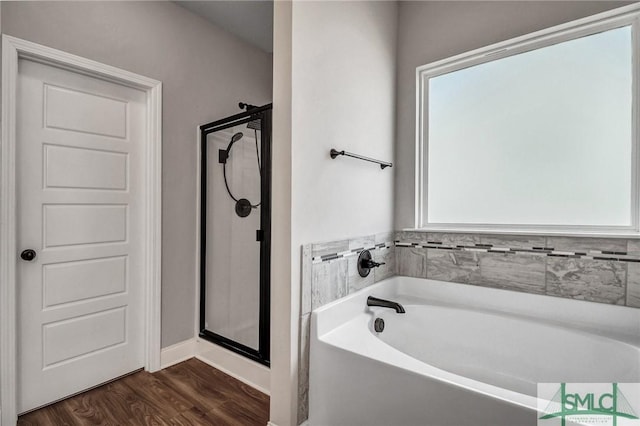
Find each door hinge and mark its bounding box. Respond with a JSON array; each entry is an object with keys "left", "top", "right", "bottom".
[{"left": 256, "top": 229, "right": 264, "bottom": 241}]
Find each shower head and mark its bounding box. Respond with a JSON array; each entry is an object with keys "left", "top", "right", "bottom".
[
  {"left": 230, "top": 132, "right": 244, "bottom": 144},
  {"left": 219, "top": 132, "right": 244, "bottom": 164},
  {"left": 227, "top": 132, "right": 244, "bottom": 151},
  {"left": 247, "top": 117, "right": 261, "bottom": 131}
]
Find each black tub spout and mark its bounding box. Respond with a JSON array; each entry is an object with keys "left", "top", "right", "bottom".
[{"left": 367, "top": 296, "right": 406, "bottom": 314}]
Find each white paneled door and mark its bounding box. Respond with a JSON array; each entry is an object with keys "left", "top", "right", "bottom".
[{"left": 16, "top": 58, "right": 147, "bottom": 414}]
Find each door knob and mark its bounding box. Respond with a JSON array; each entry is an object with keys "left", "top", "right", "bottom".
[{"left": 20, "top": 249, "right": 36, "bottom": 261}]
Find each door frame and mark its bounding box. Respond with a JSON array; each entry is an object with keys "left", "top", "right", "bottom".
[{"left": 0, "top": 35, "right": 163, "bottom": 425}]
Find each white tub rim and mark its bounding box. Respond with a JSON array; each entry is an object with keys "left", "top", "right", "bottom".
[{"left": 313, "top": 276, "right": 640, "bottom": 345}]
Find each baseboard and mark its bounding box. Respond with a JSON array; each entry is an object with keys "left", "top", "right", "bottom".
[
  {"left": 196, "top": 339, "right": 270, "bottom": 395},
  {"left": 160, "top": 338, "right": 197, "bottom": 369}
]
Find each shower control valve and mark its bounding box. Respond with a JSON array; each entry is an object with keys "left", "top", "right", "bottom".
[{"left": 357, "top": 250, "right": 385, "bottom": 277}]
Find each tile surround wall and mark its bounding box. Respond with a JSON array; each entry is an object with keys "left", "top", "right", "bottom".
[
  {"left": 396, "top": 231, "right": 640, "bottom": 308},
  {"left": 298, "top": 232, "right": 395, "bottom": 424},
  {"left": 297, "top": 230, "right": 640, "bottom": 424}
]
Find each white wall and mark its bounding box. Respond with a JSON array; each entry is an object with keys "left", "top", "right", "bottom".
[
  {"left": 1, "top": 1, "right": 273, "bottom": 348},
  {"left": 271, "top": 1, "right": 397, "bottom": 424},
  {"left": 270, "top": 2, "right": 295, "bottom": 424},
  {"left": 291, "top": 2, "right": 397, "bottom": 246},
  {"left": 394, "top": 1, "right": 633, "bottom": 230}
]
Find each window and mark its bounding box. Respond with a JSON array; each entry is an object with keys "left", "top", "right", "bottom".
[{"left": 417, "top": 8, "right": 639, "bottom": 233}]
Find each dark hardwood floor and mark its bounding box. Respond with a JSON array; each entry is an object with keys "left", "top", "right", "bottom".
[{"left": 17, "top": 358, "right": 270, "bottom": 426}]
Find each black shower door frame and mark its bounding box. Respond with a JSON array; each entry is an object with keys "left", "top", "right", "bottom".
[{"left": 199, "top": 104, "right": 272, "bottom": 366}]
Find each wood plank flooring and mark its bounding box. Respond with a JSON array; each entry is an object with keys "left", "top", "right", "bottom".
[{"left": 17, "top": 358, "right": 270, "bottom": 426}]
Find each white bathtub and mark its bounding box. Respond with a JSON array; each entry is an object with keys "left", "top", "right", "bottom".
[{"left": 308, "top": 276, "right": 640, "bottom": 426}]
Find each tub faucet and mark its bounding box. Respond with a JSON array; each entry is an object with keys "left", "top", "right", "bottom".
[{"left": 367, "top": 296, "right": 406, "bottom": 314}]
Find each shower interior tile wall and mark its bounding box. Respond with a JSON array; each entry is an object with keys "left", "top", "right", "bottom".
[{"left": 297, "top": 230, "right": 640, "bottom": 424}]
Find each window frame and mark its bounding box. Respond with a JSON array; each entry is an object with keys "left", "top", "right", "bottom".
[{"left": 415, "top": 4, "right": 640, "bottom": 235}]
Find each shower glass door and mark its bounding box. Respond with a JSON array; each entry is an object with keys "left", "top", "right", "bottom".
[{"left": 199, "top": 105, "right": 271, "bottom": 365}]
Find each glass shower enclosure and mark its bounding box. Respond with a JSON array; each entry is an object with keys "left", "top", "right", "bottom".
[{"left": 199, "top": 104, "right": 271, "bottom": 365}]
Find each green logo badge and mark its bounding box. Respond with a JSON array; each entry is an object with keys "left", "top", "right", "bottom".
[{"left": 538, "top": 383, "right": 640, "bottom": 426}]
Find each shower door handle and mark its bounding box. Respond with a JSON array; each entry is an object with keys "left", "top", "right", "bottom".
[{"left": 256, "top": 230, "right": 264, "bottom": 242}]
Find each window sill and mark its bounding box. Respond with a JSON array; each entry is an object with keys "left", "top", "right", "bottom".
[{"left": 404, "top": 227, "right": 640, "bottom": 239}]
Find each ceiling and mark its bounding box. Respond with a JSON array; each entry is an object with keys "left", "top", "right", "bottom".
[{"left": 174, "top": 1, "right": 274, "bottom": 53}]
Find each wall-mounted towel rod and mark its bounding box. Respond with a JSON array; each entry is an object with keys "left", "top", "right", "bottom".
[{"left": 330, "top": 149, "right": 392, "bottom": 169}]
